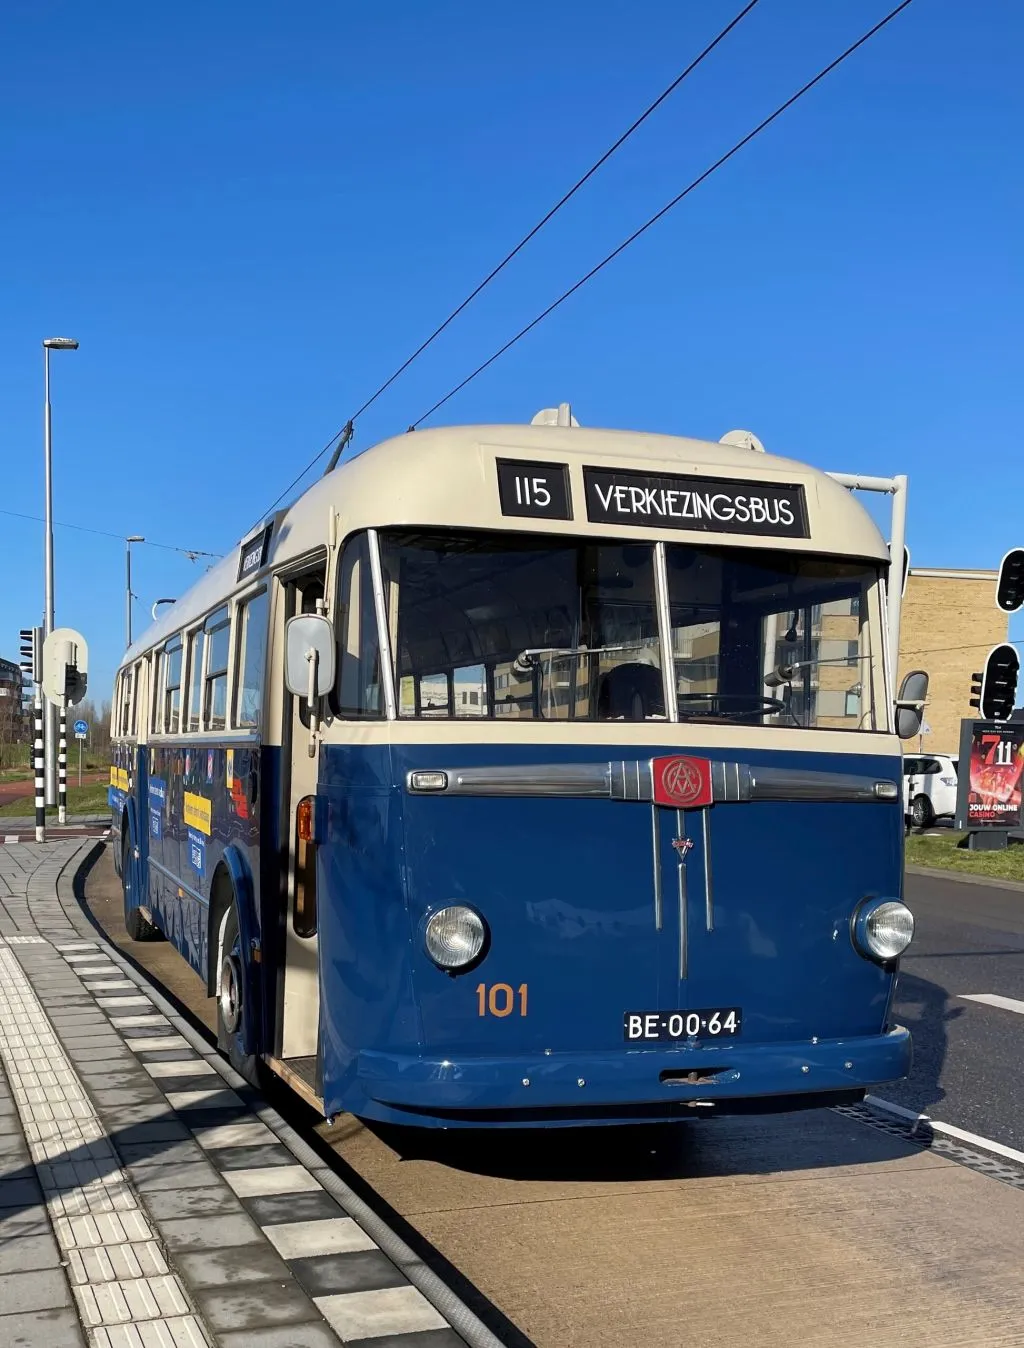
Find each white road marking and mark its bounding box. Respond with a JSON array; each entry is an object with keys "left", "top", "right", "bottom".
[
  {"left": 865, "top": 1094, "right": 1024, "bottom": 1166},
  {"left": 959, "top": 992, "right": 1024, "bottom": 1016}
]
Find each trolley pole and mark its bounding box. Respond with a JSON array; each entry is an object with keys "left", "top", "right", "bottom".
[{"left": 58, "top": 707, "right": 67, "bottom": 826}]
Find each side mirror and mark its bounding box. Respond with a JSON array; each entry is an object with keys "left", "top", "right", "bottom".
[
  {"left": 895, "top": 669, "right": 928, "bottom": 740},
  {"left": 285, "top": 614, "right": 336, "bottom": 700}
]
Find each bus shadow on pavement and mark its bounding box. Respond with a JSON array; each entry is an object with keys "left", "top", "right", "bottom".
[
  {"left": 889, "top": 967, "right": 961, "bottom": 1116},
  {"left": 368, "top": 1104, "right": 931, "bottom": 1182}
]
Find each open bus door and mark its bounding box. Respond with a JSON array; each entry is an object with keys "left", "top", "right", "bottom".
[{"left": 269, "top": 562, "right": 326, "bottom": 1104}]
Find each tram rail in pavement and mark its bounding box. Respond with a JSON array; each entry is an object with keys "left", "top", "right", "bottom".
[{"left": 0, "top": 837, "right": 486, "bottom": 1347}]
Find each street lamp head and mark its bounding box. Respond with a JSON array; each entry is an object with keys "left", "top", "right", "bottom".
[
  {"left": 126, "top": 535, "right": 145, "bottom": 544},
  {"left": 42, "top": 337, "right": 79, "bottom": 350}
]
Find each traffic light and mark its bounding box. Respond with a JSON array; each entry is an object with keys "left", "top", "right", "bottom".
[
  {"left": 41, "top": 628, "right": 89, "bottom": 707},
  {"left": 970, "top": 644, "right": 1019, "bottom": 722},
  {"left": 19, "top": 627, "right": 42, "bottom": 684},
  {"left": 996, "top": 549, "right": 1024, "bottom": 613}
]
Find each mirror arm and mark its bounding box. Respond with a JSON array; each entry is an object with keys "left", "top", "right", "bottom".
[{"left": 305, "top": 647, "right": 319, "bottom": 758}]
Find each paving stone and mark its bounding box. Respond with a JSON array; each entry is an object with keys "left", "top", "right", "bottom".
[
  {"left": 289, "top": 1250, "right": 406, "bottom": 1298},
  {"left": 240, "top": 1191, "right": 347, "bottom": 1226},
  {"left": 0, "top": 1266, "right": 73, "bottom": 1313},
  {"left": 262, "top": 1218, "right": 376, "bottom": 1260},
  {"left": 0, "top": 1232, "right": 62, "bottom": 1274},
  {"left": 0, "top": 1174, "right": 43, "bottom": 1207},
  {"left": 107, "top": 1121, "right": 190, "bottom": 1146},
  {"left": 314, "top": 1286, "right": 448, "bottom": 1341},
  {"left": 174, "top": 1243, "right": 293, "bottom": 1288},
  {"left": 116, "top": 1140, "right": 206, "bottom": 1167},
  {"left": 345, "top": 1331, "right": 464, "bottom": 1348},
  {"left": 214, "top": 1323, "right": 341, "bottom": 1348},
  {"left": 127, "top": 1160, "right": 224, "bottom": 1192},
  {"left": 193, "top": 1279, "right": 322, "bottom": 1331},
  {"left": 157, "top": 1211, "right": 266, "bottom": 1253},
  {"left": 200, "top": 1144, "right": 296, "bottom": 1171},
  {"left": 142, "top": 1186, "right": 244, "bottom": 1221},
  {"left": 0, "top": 1306, "right": 87, "bottom": 1346},
  {"left": 190, "top": 1120, "right": 277, "bottom": 1150},
  {"left": 222, "top": 1165, "right": 322, "bottom": 1198}
]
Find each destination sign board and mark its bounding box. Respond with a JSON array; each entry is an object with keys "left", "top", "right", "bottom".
[
  {"left": 583, "top": 468, "right": 809, "bottom": 538},
  {"left": 238, "top": 523, "right": 273, "bottom": 582}
]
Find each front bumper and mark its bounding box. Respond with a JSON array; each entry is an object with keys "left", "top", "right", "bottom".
[{"left": 356, "top": 1025, "right": 911, "bottom": 1119}]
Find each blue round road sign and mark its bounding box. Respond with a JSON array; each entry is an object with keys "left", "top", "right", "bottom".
[{"left": 73, "top": 719, "right": 88, "bottom": 736}]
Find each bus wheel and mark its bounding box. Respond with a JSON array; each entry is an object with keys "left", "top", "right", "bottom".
[
  {"left": 122, "top": 831, "right": 160, "bottom": 942},
  {"left": 216, "top": 899, "right": 259, "bottom": 1086}
]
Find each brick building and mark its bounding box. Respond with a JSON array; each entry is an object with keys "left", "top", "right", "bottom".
[{"left": 896, "top": 568, "right": 1008, "bottom": 755}]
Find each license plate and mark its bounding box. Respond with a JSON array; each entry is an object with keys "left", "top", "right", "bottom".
[{"left": 624, "top": 1007, "right": 742, "bottom": 1041}]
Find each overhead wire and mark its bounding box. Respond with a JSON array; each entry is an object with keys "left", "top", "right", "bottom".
[
  {"left": 0, "top": 508, "right": 220, "bottom": 560},
  {"left": 411, "top": 0, "right": 915, "bottom": 428},
  {"left": 249, "top": 0, "right": 764, "bottom": 528}
]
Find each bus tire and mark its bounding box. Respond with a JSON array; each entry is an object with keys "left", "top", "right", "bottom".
[
  {"left": 122, "top": 830, "right": 160, "bottom": 942},
  {"left": 215, "top": 897, "right": 259, "bottom": 1087}
]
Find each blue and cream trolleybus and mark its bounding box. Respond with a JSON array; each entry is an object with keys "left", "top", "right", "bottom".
[{"left": 110, "top": 410, "right": 925, "bottom": 1127}]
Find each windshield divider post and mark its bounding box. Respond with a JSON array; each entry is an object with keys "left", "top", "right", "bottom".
[
  {"left": 654, "top": 541, "right": 679, "bottom": 723},
  {"left": 367, "top": 529, "right": 398, "bottom": 721}
]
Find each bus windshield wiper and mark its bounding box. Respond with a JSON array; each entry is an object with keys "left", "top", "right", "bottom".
[
  {"left": 512, "top": 643, "right": 651, "bottom": 674},
  {"left": 763, "top": 653, "right": 870, "bottom": 689}
]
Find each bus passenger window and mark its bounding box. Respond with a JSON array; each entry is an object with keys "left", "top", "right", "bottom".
[
  {"left": 151, "top": 650, "right": 166, "bottom": 734},
  {"left": 163, "top": 636, "right": 183, "bottom": 734},
  {"left": 204, "top": 607, "right": 231, "bottom": 731},
  {"left": 235, "top": 591, "right": 269, "bottom": 729},
  {"left": 333, "top": 533, "right": 384, "bottom": 718},
  {"left": 186, "top": 630, "right": 203, "bottom": 731}
]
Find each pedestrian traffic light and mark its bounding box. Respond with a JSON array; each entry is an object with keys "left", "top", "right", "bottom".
[
  {"left": 969, "top": 644, "right": 1019, "bottom": 722},
  {"left": 19, "top": 626, "right": 42, "bottom": 683},
  {"left": 996, "top": 549, "right": 1024, "bottom": 612}
]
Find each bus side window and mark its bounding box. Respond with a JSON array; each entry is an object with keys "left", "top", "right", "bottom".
[
  {"left": 164, "top": 636, "right": 183, "bottom": 734},
  {"left": 151, "top": 649, "right": 166, "bottom": 735},
  {"left": 203, "top": 607, "right": 231, "bottom": 731},
  {"left": 332, "top": 533, "right": 384, "bottom": 719},
  {"left": 235, "top": 590, "right": 269, "bottom": 729},
  {"left": 187, "top": 629, "right": 204, "bottom": 731}
]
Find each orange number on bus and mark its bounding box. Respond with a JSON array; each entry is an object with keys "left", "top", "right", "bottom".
[{"left": 476, "top": 983, "right": 528, "bottom": 1017}]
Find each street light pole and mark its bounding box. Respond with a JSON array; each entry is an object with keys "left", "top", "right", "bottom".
[
  {"left": 42, "top": 336, "right": 79, "bottom": 807},
  {"left": 126, "top": 536, "right": 145, "bottom": 647}
]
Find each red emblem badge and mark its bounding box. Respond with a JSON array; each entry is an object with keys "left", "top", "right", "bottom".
[{"left": 652, "top": 755, "right": 713, "bottom": 809}]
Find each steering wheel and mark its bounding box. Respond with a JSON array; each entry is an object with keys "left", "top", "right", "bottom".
[{"left": 676, "top": 692, "right": 788, "bottom": 723}]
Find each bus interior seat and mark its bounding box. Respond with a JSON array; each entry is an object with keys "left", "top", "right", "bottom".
[{"left": 597, "top": 662, "right": 665, "bottom": 721}]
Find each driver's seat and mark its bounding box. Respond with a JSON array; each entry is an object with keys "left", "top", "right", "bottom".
[{"left": 597, "top": 663, "right": 665, "bottom": 721}]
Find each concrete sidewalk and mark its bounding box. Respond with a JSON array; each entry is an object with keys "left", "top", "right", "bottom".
[{"left": 0, "top": 840, "right": 467, "bottom": 1348}]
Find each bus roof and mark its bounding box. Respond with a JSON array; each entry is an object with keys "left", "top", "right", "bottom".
[{"left": 122, "top": 420, "right": 889, "bottom": 664}]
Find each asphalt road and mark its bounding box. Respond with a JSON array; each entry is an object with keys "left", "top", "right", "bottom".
[{"left": 884, "top": 869, "right": 1024, "bottom": 1152}]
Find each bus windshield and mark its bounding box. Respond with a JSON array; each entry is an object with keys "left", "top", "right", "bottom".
[{"left": 377, "top": 530, "right": 880, "bottom": 729}]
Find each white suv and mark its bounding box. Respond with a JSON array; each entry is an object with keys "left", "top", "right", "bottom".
[{"left": 902, "top": 753, "right": 958, "bottom": 828}]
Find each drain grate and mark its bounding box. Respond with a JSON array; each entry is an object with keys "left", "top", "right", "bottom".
[{"left": 835, "top": 1102, "right": 1024, "bottom": 1192}]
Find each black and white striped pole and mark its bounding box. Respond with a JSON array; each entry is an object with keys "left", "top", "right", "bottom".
[
  {"left": 41, "top": 627, "right": 89, "bottom": 836},
  {"left": 33, "top": 689, "right": 45, "bottom": 843},
  {"left": 58, "top": 708, "right": 67, "bottom": 826},
  {"left": 19, "top": 628, "right": 45, "bottom": 844}
]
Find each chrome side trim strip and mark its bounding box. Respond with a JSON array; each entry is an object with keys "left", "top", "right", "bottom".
[
  {"left": 745, "top": 768, "right": 895, "bottom": 803},
  {"left": 676, "top": 810, "right": 687, "bottom": 979},
  {"left": 702, "top": 807, "right": 714, "bottom": 932},
  {"left": 404, "top": 760, "right": 899, "bottom": 803},
  {"left": 148, "top": 857, "right": 209, "bottom": 908},
  {"left": 367, "top": 528, "right": 398, "bottom": 722},
  {"left": 651, "top": 803, "right": 663, "bottom": 931},
  {"left": 413, "top": 763, "right": 613, "bottom": 797}
]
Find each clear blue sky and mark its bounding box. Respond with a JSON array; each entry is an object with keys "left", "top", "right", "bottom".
[{"left": 2, "top": 0, "right": 1021, "bottom": 703}]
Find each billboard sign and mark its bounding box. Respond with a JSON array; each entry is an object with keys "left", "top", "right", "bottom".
[{"left": 955, "top": 718, "right": 1024, "bottom": 830}]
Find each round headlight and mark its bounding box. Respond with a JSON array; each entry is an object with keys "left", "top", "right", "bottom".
[
  {"left": 862, "top": 901, "right": 914, "bottom": 961},
  {"left": 424, "top": 906, "right": 486, "bottom": 970}
]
